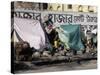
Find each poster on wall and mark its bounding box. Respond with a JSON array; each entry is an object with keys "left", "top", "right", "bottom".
[{"left": 11, "top": 1, "right": 97, "bottom": 74}]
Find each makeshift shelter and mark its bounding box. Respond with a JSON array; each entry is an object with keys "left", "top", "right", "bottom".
[
  {"left": 11, "top": 17, "right": 52, "bottom": 50},
  {"left": 56, "top": 25, "right": 84, "bottom": 51}
]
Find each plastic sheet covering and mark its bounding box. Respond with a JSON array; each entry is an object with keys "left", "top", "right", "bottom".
[
  {"left": 13, "top": 17, "right": 46, "bottom": 50},
  {"left": 56, "top": 25, "right": 84, "bottom": 51}
]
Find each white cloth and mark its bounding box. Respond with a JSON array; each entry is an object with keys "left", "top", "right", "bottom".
[
  {"left": 92, "top": 29, "right": 97, "bottom": 34},
  {"left": 14, "top": 17, "right": 46, "bottom": 50}
]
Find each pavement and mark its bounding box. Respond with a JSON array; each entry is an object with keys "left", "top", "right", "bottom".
[{"left": 15, "top": 59, "right": 97, "bottom": 74}]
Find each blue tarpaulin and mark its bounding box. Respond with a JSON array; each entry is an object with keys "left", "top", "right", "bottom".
[{"left": 56, "top": 25, "right": 84, "bottom": 51}]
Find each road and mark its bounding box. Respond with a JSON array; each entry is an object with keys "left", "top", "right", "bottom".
[{"left": 15, "top": 60, "right": 97, "bottom": 74}]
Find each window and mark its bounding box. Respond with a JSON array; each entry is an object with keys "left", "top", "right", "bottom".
[
  {"left": 78, "top": 5, "right": 83, "bottom": 12},
  {"left": 68, "top": 4, "right": 72, "bottom": 9}
]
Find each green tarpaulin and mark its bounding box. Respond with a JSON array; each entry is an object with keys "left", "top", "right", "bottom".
[{"left": 56, "top": 25, "right": 84, "bottom": 51}]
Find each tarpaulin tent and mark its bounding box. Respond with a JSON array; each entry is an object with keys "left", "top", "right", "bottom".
[
  {"left": 56, "top": 25, "right": 84, "bottom": 51},
  {"left": 12, "top": 17, "right": 47, "bottom": 50}
]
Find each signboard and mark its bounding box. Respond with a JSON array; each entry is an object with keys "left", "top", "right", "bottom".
[{"left": 12, "top": 9, "right": 97, "bottom": 25}]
